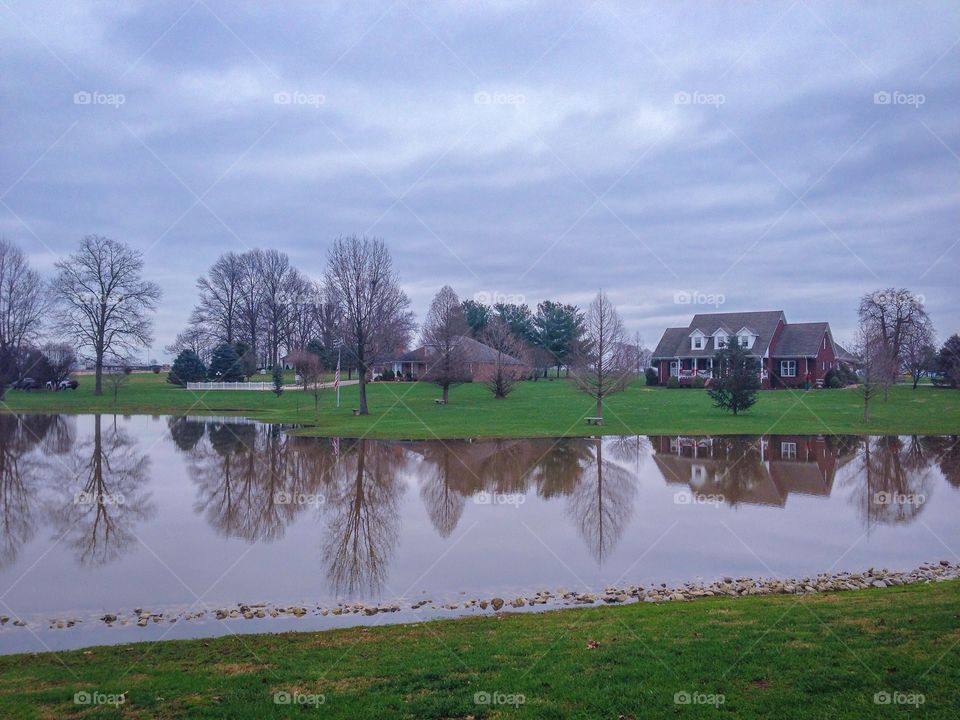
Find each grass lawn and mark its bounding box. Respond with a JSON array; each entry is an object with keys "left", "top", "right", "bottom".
[
  {"left": 1, "top": 581, "right": 957, "bottom": 718},
  {"left": 1, "top": 373, "right": 958, "bottom": 438}
]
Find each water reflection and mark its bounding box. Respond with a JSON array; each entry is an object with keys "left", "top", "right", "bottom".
[
  {"left": 2, "top": 415, "right": 958, "bottom": 606},
  {"left": 49, "top": 415, "right": 154, "bottom": 566}
]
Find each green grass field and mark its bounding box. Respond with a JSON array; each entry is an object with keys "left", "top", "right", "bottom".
[
  {"left": 1, "top": 581, "right": 957, "bottom": 718},
  {"left": 1, "top": 373, "right": 958, "bottom": 438}
]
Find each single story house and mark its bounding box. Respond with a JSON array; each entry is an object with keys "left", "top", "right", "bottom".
[
  {"left": 381, "top": 335, "right": 527, "bottom": 382},
  {"left": 651, "top": 310, "right": 854, "bottom": 388}
]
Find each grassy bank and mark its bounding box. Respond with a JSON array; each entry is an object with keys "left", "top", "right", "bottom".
[
  {"left": 1, "top": 581, "right": 957, "bottom": 718},
  {"left": 1, "top": 373, "right": 958, "bottom": 438}
]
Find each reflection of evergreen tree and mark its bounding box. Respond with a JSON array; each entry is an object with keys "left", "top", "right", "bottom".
[
  {"left": 565, "top": 438, "right": 637, "bottom": 563},
  {"left": 167, "top": 417, "right": 206, "bottom": 452},
  {"left": 49, "top": 415, "right": 155, "bottom": 567},
  {"left": 708, "top": 437, "right": 769, "bottom": 506},
  {"left": 322, "top": 440, "right": 405, "bottom": 597}
]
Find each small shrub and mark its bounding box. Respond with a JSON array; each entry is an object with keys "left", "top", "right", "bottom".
[
  {"left": 644, "top": 367, "right": 658, "bottom": 386},
  {"left": 380, "top": 369, "right": 396, "bottom": 381},
  {"left": 828, "top": 375, "right": 842, "bottom": 389},
  {"left": 691, "top": 375, "right": 706, "bottom": 389},
  {"left": 666, "top": 375, "right": 681, "bottom": 389}
]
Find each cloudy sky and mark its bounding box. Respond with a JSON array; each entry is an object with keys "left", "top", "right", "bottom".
[{"left": 1, "top": 1, "right": 958, "bottom": 359}]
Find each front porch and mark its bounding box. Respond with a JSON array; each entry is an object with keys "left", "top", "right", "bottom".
[{"left": 669, "top": 358, "right": 714, "bottom": 383}]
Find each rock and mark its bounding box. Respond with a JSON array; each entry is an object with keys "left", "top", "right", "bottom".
[
  {"left": 872, "top": 580, "right": 888, "bottom": 588},
  {"left": 101, "top": 614, "right": 117, "bottom": 623},
  {"left": 940, "top": 560, "right": 950, "bottom": 566},
  {"left": 331, "top": 607, "right": 343, "bottom": 616},
  {"left": 479, "top": 600, "right": 489, "bottom": 610},
  {"left": 491, "top": 598, "right": 504, "bottom": 611},
  {"left": 510, "top": 597, "right": 526, "bottom": 608},
  {"left": 137, "top": 617, "right": 148, "bottom": 627}
]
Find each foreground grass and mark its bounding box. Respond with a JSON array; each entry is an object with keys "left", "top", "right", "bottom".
[
  {"left": 1, "top": 581, "right": 957, "bottom": 718},
  {"left": 1, "top": 373, "right": 958, "bottom": 438}
]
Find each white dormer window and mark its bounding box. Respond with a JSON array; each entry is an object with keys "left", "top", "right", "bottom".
[
  {"left": 736, "top": 327, "right": 757, "bottom": 350},
  {"left": 739, "top": 336, "right": 748, "bottom": 347},
  {"left": 693, "top": 336, "right": 703, "bottom": 349},
  {"left": 690, "top": 330, "right": 705, "bottom": 351},
  {"left": 716, "top": 337, "right": 727, "bottom": 349}
]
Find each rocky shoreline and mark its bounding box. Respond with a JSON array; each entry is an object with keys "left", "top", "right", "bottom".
[{"left": 4, "top": 560, "right": 957, "bottom": 633}]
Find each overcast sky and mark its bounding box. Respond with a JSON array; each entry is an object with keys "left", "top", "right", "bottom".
[{"left": 2, "top": 1, "right": 958, "bottom": 359}]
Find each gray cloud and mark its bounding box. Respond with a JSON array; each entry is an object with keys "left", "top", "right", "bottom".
[{"left": 1, "top": 0, "right": 958, "bottom": 356}]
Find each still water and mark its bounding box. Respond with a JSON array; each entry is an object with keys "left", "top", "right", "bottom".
[{"left": 0, "top": 413, "right": 957, "bottom": 653}]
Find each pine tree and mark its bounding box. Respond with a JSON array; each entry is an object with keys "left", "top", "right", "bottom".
[
  {"left": 708, "top": 337, "right": 760, "bottom": 415},
  {"left": 208, "top": 343, "right": 245, "bottom": 382},
  {"left": 167, "top": 349, "right": 207, "bottom": 386}
]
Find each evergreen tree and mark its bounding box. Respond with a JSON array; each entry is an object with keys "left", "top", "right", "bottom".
[
  {"left": 167, "top": 349, "right": 207, "bottom": 386},
  {"left": 272, "top": 365, "right": 285, "bottom": 397},
  {"left": 708, "top": 337, "right": 760, "bottom": 415},
  {"left": 461, "top": 299, "right": 490, "bottom": 338},
  {"left": 208, "top": 343, "right": 245, "bottom": 381}
]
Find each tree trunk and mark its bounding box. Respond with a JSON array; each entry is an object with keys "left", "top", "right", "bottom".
[
  {"left": 94, "top": 350, "right": 104, "bottom": 396},
  {"left": 596, "top": 397, "right": 602, "bottom": 419},
  {"left": 357, "top": 366, "right": 368, "bottom": 415},
  {"left": 863, "top": 393, "right": 870, "bottom": 422},
  {"left": 442, "top": 384, "right": 449, "bottom": 403}
]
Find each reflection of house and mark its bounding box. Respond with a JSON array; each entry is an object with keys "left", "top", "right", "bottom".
[
  {"left": 650, "top": 435, "right": 854, "bottom": 507},
  {"left": 382, "top": 336, "right": 527, "bottom": 382},
  {"left": 651, "top": 311, "right": 853, "bottom": 388}
]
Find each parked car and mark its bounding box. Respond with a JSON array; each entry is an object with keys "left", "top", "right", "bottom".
[
  {"left": 13, "top": 377, "right": 40, "bottom": 390},
  {"left": 59, "top": 379, "right": 79, "bottom": 390}
]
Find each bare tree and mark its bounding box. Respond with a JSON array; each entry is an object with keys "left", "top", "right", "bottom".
[
  {"left": 0, "top": 238, "right": 47, "bottom": 395},
  {"left": 902, "top": 318, "right": 936, "bottom": 389},
  {"left": 41, "top": 342, "right": 77, "bottom": 385},
  {"left": 53, "top": 236, "right": 161, "bottom": 395},
  {"left": 165, "top": 325, "right": 215, "bottom": 365},
  {"left": 858, "top": 288, "right": 930, "bottom": 393},
  {"left": 855, "top": 323, "right": 886, "bottom": 422},
  {"left": 573, "top": 291, "right": 631, "bottom": 420},
  {"left": 482, "top": 316, "right": 527, "bottom": 399},
  {"left": 191, "top": 252, "right": 243, "bottom": 345},
  {"left": 421, "top": 285, "right": 469, "bottom": 403},
  {"left": 236, "top": 249, "right": 264, "bottom": 367},
  {"left": 324, "top": 235, "right": 414, "bottom": 415}
]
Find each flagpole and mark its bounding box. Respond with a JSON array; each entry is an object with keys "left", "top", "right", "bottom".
[{"left": 336, "top": 346, "right": 341, "bottom": 408}]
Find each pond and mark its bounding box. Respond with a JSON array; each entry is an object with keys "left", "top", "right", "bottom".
[{"left": 0, "top": 413, "right": 957, "bottom": 654}]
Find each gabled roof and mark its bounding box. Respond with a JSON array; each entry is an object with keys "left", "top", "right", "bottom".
[
  {"left": 774, "top": 322, "right": 829, "bottom": 357},
  {"left": 398, "top": 336, "right": 524, "bottom": 366},
  {"left": 652, "top": 310, "right": 786, "bottom": 359}
]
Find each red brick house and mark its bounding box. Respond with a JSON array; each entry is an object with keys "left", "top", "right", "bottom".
[
  {"left": 381, "top": 335, "right": 528, "bottom": 382},
  {"left": 651, "top": 310, "right": 852, "bottom": 388}
]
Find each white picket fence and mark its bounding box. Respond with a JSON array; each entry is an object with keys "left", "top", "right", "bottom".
[{"left": 186, "top": 381, "right": 273, "bottom": 391}]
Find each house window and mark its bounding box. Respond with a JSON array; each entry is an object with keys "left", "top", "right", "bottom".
[
  {"left": 740, "top": 336, "right": 749, "bottom": 347},
  {"left": 781, "top": 360, "right": 797, "bottom": 377},
  {"left": 781, "top": 442, "right": 797, "bottom": 459},
  {"left": 670, "top": 361, "right": 679, "bottom": 376},
  {"left": 693, "top": 336, "right": 703, "bottom": 350},
  {"left": 716, "top": 336, "right": 727, "bottom": 349}
]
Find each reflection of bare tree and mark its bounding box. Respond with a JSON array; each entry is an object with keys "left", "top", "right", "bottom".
[
  {"left": 322, "top": 439, "right": 405, "bottom": 597},
  {"left": 847, "top": 436, "right": 934, "bottom": 525},
  {"left": 527, "top": 439, "right": 595, "bottom": 498},
  {"left": 186, "top": 422, "right": 330, "bottom": 542},
  {"left": 921, "top": 436, "right": 960, "bottom": 489},
  {"left": 565, "top": 438, "right": 637, "bottom": 563},
  {"left": 0, "top": 415, "right": 70, "bottom": 568},
  {"left": 49, "top": 415, "right": 154, "bottom": 567}
]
